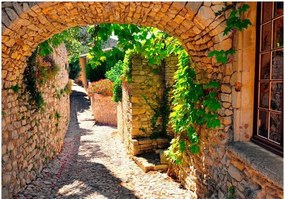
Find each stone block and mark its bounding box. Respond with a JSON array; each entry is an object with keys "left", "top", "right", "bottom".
[
  {"left": 160, "top": 151, "right": 169, "bottom": 164},
  {"left": 132, "top": 152, "right": 168, "bottom": 172},
  {"left": 221, "top": 93, "right": 231, "bottom": 103},
  {"left": 266, "top": 194, "right": 276, "bottom": 199},
  {"left": 132, "top": 108, "right": 146, "bottom": 115},
  {"left": 5, "top": 7, "right": 18, "bottom": 21},
  {"left": 224, "top": 109, "right": 233, "bottom": 116},
  {"left": 221, "top": 84, "right": 231, "bottom": 94},
  {"left": 2, "top": 172, "right": 11, "bottom": 185},
  {"left": 157, "top": 138, "right": 169, "bottom": 144},
  {"left": 230, "top": 72, "right": 237, "bottom": 86},
  {"left": 222, "top": 116, "right": 232, "bottom": 126},
  {"left": 138, "top": 138, "right": 152, "bottom": 145},
  {"left": 228, "top": 164, "right": 243, "bottom": 182},
  {"left": 140, "top": 144, "right": 154, "bottom": 151},
  {"left": 13, "top": 2, "right": 24, "bottom": 16},
  {"left": 154, "top": 164, "right": 168, "bottom": 171},
  {"left": 194, "top": 6, "right": 215, "bottom": 29},
  {"left": 231, "top": 160, "right": 245, "bottom": 171},
  {"left": 185, "top": 2, "right": 202, "bottom": 16},
  {"left": 131, "top": 139, "right": 139, "bottom": 146}
]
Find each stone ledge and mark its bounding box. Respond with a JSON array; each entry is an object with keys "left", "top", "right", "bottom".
[
  {"left": 132, "top": 153, "right": 168, "bottom": 173},
  {"left": 228, "top": 142, "right": 283, "bottom": 188}
]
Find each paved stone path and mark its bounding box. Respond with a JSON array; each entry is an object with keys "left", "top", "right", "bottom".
[{"left": 16, "top": 83, "right": 194, "bottom": 199}]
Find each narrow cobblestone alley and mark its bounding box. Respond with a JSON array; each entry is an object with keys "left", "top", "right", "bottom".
[{"left": 15, "top": 82, "right": 194, "bottom": 199}]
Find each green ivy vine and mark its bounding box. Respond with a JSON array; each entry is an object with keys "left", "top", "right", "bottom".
[
  {"left": 24, "top": 50, "right": 45, "bottom": 110},
  {"left": 165, "top": 51, "right": 221, "bottom": 164},
  {"left": 24, "top": 31, "right": 71, "bottom": 109},
  {"left": 165, "top": 3, "right": 252, "bottom": 164},
  {"left": 208, "top": 3, "right": 252, "bottom": 64}
]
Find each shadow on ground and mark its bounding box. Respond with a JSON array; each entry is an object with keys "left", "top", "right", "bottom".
[{"left": 52, "top": 84, "right": 137, "bottom": 199}]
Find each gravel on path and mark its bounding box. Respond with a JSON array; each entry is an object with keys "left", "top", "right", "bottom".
[{"left": 15, "top": 82, "right": 195, "bottom": 199}]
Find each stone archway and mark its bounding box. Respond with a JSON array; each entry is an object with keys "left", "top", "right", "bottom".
[
  {"left": 2, "top": 2, "right": 232, "bottom": 198},
  {"left": 2, "top": 2, "right": 230, "bottom": 86}
]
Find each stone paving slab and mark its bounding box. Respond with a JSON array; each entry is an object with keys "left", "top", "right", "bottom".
[{"left": 15, "top": 83, "right": 194, "bottom": 199}]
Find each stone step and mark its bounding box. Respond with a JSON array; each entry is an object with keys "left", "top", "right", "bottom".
[{"left": 132, "top": 152, "right": 169, "bottom": 173}]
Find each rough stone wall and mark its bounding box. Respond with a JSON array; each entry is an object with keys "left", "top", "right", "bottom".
[
  {"left": 117, "top": 102, "right": 123, "bottom": 141},
  {"left": 118, "top": 55, "right": 179, "bottom": 155},
  {"left": 130, "top": 56, "right": 164, "bottom": 139},
  {"left": 2, "top": 2, "right": 228, "bottom": 90},
  {"left": 167, "top": 3, "right": 283, "bottom": 199},
  {"left": 2, "top": 1, "right": 230, "bottom": 161},
  {"left": 119, "top": 82, "right": 132, "bottom": 151},
  {"left": 164, "top": 55, "right": 179, "bottom": 88},
  {"left": 2, "top": 44, "right": 70, "bottom": 198},
  {"left": 90, "top": 93, "right": 117, "bottom": 126},
  {"left": 164, "top": 55, "right": 179, "bottom": 137},
  {"left": 225, "top": 146, "right": 283, "bottom": 199},
  {"left": 2, "top": 1, "right": 283, "bottom": 198}
]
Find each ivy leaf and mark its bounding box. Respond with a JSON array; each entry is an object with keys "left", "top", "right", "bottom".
[
  {"left": 100, "top": 56, "right": 106, "bottom": 62},
  {"left": 38, "top": 41, "right": 53, "bottom": 57},
  {"left": 190, "top": 133, "right": 198, "bottom": 144},
  {"left": 207, "top": 50, "right": 218, "bottom": 58},
  {"left": 148, "top": 57, "right": 158, "bottom": 65},
  {"left": 179, "top": 141, "right": 186, "bottom": 152},
  {"left": 239, "top": 4, "right": 250, "bottom": 13},
  {"left": 207, "top": 118, "right": 221, "bottom": 128},
  {"left": 189, "top": 145, "right": 200, "bottom": 154},
  {"left": 204, "top": 81, "right": 220, "bottom": 89},
  {"left": 175, "top": 158, "right": 182, "bottom": 164},
  {"left": 225, "top": 49, "right": 236, "bottom": 56},
  {"left": 216, "top": 54, "right": 228, "bottom": 64},
  {"left": 229, "top": 10, "right": 237, "bottom": 18},
  {"left": 205, "top": 100, "right": 221, "bottom": 112}
]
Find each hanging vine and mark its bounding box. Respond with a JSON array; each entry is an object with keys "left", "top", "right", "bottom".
[{"left": 165, "top": 3, "right": 252, "bottom": 164}]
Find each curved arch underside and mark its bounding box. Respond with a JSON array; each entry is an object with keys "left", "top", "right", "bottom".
[{"left": 2, "top": 2, "right": 231, "bottom": 87}]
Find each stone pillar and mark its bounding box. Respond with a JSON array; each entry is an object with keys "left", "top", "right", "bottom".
[{"left": 79, "top": 54, "right": 88, "bottom": 89}]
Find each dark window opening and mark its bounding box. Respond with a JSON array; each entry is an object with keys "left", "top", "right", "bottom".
[{"left": 252, "top": 2, "right": 284, "bottom": 156}]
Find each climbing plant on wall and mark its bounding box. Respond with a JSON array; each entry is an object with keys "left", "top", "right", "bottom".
[
  {"left": 24, "top": 26, "right": 87, "bottom": 109},
  {"left": 27, "top": 2, "right": 251, "bottom": 163},
  {"left": 88, "top": 22, "right": 222, "bottom": 160},
  {"left": 208, "top": 3, "right": 252, "bottom": 64},
  {"left": 165, "top": 3, "right": 252, "bottom": 164}
]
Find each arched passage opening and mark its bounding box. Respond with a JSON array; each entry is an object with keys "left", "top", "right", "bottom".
[{"left": 2, "top": 2, "right": 232, "bottom": 198}]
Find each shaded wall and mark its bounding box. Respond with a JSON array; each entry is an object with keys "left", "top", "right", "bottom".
[
  {"left": 118, "top": 55, "right": 178, "bottom": 155},
  {"left": 90, "top": 94, "right": 117, "bottom": 126},
  {"left": 2, "top": 44, "right": 70, "bottom": 198}
]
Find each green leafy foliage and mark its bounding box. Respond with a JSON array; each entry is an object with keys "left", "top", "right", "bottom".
[
  {"left": 89, "top": 23, "right": 186, "bottom": 103},
  {"left": 164, "top": 138, "right": 183, "bottom": 164},
  {"left": 209, "top": 4, "right": 252, "bottom": 65},
  {"left": 55, "top": 111, "right": 61, "bottom": 120},
  {"left": 88, "top": 23, "right": 222, "bottom": 160},
  {"left": 224, "top": 4, "right": 252, "bottom": 35},
  {"left": 55, "top": 111, "right": 61, "bottom": 127},
  {"left": 106, "top": 60, "right": 123, "bottom": 102},
  {"left": 24, "top": 50, "right": 45, "bottom": 110},
  {"left": 227, "top": 186, "right": 235, "bottom": 199},
  {"left": 64, "top": 80, "right": 73, "bottom": 95},
  {"left": 214, "top": 3, "right": 234, "bottom": 16},
  {"left": 86, "top": 61, "right": 107, "bottom": 82},
  {"left": 57, "top": 80, "right": 73, "bottom": 98},
  {"left": 10, "top": 84, "right": 20, "bottom": 93},
  {"left": 168, "top": 50, "right": 222, "bottom": 159},
  {"left": 208, "top": 49, "right": 236, "bottom": 64},
  {"left": 68, "top": 59, "right": 81, "bottom": 80},
  {"left": 37, "top": 57, "right": 60, "bottom": 84}
]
